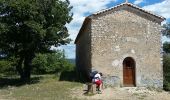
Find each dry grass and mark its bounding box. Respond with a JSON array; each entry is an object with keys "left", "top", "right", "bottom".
[{"left": 0, "top": 75, "right": 82, "bottom": 100}]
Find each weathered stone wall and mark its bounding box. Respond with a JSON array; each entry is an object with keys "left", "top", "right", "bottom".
[
  {"left": 91, "top": 9, "right": 163, "bottom": 88},
  {"left": 76, "top": 21, "right": 91, "bottom": 80}
]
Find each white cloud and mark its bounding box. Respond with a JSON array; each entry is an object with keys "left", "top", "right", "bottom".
[
  {"left": 60, "top": 0, "right": 170, "bottom": 58},
  {"left": 134, "top": 0, "right": 144, "bottom": 5},
  {"left": 68, "top": 0, "right": 117, "bottom": 41},
  {"left": 143, "top": 0, "right": 170, "bottom": 19},
  {"left": 142, "top": 0, "right": 170, "bottom": 44},
  {"left": 162, "top": 36, "right": 170, "bottom": 43},
  {"left": 61, "top": 0, "right": 117, "bottom": 58},
  {"left": 58, "top": 0, "right": 170, "bottom": 58}
]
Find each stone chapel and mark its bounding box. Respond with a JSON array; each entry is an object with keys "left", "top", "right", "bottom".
[{"left": 75, "top": 2, "right": 165, "bottom": 88}]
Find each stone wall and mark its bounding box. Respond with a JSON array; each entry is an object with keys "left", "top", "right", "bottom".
[
  {"left": 91, "top": 9, "right": 163, "bottom": 88},
  {"left": 76, "top": 21, "right": 92, "bottom": 80}
]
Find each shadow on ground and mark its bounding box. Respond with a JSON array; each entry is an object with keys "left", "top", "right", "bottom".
[
  {"left": 59, "top": 70, "right": 79, "bottom": 82},
  {"left": 0, "top": 75, "right": 42, "bottom": 89},
  {"left": 59, "top": 69, "right": 92, "bottom": 84},
  {"left": 59, "top": 70, "right": 90, "bottom": 84}
]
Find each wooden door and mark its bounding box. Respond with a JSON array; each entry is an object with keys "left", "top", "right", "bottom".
[{"left": 123, "top": 57, "right": 135, "bottom": 86}]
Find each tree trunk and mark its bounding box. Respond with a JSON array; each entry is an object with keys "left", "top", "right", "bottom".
[
  {"left": 23, "top": 53, "right": 35, "bottom": 81},
  {"left": 16, "top": 53, "right": 35, "bottom": 81},
  {"left": 16, "top": 57, "right": 24, "bottom": 80}
]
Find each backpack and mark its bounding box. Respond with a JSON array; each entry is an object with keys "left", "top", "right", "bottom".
[{"left": 90, "top": 71, "right": 98, "bottom": 79}]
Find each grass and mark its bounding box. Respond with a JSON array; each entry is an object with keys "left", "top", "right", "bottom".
[
  {"left": 138, "top": 94, "right": 147, "bottom": 100},
  {"left": 133, "top": 93, "right": 139, "bottom": 96},
  {"left": 133, "top": 93, "right": 147, "bottom": 100},
  {"left": 0, "top": 74, "right": 82, "bottom": 100}
]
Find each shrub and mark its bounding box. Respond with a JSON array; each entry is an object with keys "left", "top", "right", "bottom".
[
  {"left": 163, "top": 54, "right": 170, "bottom": 91},
  {"left": 0, "top": 50, "right": 75, "bottom": 75},
  {"left": 32, "top": 53, "right": 48, "bottom": 74},
  {"left": 0, "top": 57, "right": 16, "bottom": 75},
  {"left": 32, "top": 50, "right": 75, "bottom": 74}
]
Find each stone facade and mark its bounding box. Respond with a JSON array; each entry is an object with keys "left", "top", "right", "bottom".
[
  {"left": 75, "top": 3, "right": 165, "bottom": 88},
  {"left": 76, "top": 18, "right": 92, "bottom": 80}
]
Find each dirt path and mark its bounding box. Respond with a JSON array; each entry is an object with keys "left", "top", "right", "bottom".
[{"left": 71, "top": 86, "right": 170, "bottom": 100}]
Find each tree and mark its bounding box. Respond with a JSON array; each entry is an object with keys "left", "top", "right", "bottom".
[
  {"left": 163, "top": 42, "right": 170, "bottom": 53},
  {"left": 162, "top": 23, "right": 170, "bottom": 53},
  {"left": 163, "top": 54, "right": 170, "bottom": 90},
  {"left": 0, "top": 0, "right": 72, "bottom": 81},
  {"left": 0, "top": 56, "right": 17, "bottom": 75},
  {"left": 162, "top": 22, "right": 170, "bottom": 90},
  {"left": 32, "top": 50, "right": 74, "bottom": 74},
  {"left": 163, "top": 23, "right": 170, "bottom": 37}
]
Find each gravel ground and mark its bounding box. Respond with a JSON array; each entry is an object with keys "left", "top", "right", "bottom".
[{"left": 71, "top": 86, "right": 170, "bottom": 100}]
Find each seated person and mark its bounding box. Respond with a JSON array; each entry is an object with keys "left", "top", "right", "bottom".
[{"left": 93, "top": 72, "right": 103, "bottom": 93}]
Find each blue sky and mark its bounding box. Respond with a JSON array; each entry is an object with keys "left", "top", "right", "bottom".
[{"left": 56, "top": 0, "right": 170, "bottom": 59}]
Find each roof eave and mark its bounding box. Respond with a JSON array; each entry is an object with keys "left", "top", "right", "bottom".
[
  {"left": 74, "top": 17, "right": 91, "bottom": 44},
  {"left": 74, "top": 2, "right": 166, "bottom": 44},
  {"left": 91, "top": 2, "right": 165, "bottom": 21}
]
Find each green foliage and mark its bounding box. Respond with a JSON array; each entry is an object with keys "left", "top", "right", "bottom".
[
  {"left": 163, "top": 22, "right": 170, "bottom": 37},
  {"left": 163, "top": 42, "right": 170, "bottom": 53},
  {"left": 164, "top": 81, "right": 170, "bottom": 91},
  {"left": 0, "top": 60, "right": 12, "bottom": 73},
  {"left": 0, "top": 57, "right": 17, "bottom": 75},
  {"left": 0, "top": 0, "right": 72, "bottom": 54},
  {"left": 32, "top": 53, "right": 48, "bottom": 74},
  {"left": 0, "top": 0, "right": 73, "bottom": 80},
  {"left": 162, "top": 22, "right": 170, "bottom": 90},
  {"left": 163, "top": 54, "right": 170, "bottom": 91},
  {"left": 0, "top": 50, "right": 75, "bottom": 75},
  {"left": 32, "top": 50, "right": 75, "bottom": 74}
]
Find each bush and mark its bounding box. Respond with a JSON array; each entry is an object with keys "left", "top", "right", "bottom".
[
  {"left": 32, "top": 50, "right": 75, "bottom": 74},
  {"left": 32, "top": 53, "right": 48, "bottom": 74},
  {"left": 0, "top": 50, "right": 75, "bottom": 75},
  {"left": 163, "top": 42, "right": 170, "bottom": 53},
  {"left": 0, "top": 58, "right": 16, "bottom": 75},
  {"left": 163, "top": 54, "right": 170, "bottom": 91},
  {"left": 164, "top": 81, "right": 170, "bottom": 91}
]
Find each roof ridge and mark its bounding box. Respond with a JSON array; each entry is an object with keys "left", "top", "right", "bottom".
[{"left": 89, "top": 2, "right": 165, "bottom": 20}]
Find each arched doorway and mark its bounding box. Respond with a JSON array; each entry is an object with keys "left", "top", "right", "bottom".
[{"left": 123, "top": 57, "right": 136, "bottom": 86}]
